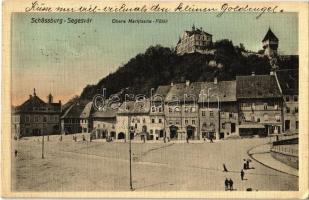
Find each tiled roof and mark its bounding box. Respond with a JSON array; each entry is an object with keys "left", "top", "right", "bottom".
[
  {"left": 61, "top": 101, "right": 90, "bottom": 119},
  {"left": 14, "top": 94, "right": 61, "bottom": 113},
  {"left": 236, "top": 75, "right": 282, "bottom": 99},
  {"left": 276, "top": 69, "right": 298, "bottom": 95},
  {"left": 198, "top": 81, "right": 237, "bottom": 103},
  {"left": 185, "top": 28, "right": 212, "bottom": 37},
  {"left": 165, "top": 82, "right": 202, "bottom": 103},
  {"left": 152, "top": 85, "right": 171, "bottom": 101},
  {"left": 262, "top": 28, "right": 278, "bottom": 42},
  {"left": 92, "top": 108, "right": 117, "bottom": 118},
  {"left": 80, "top": 102, "right": 93, "bottom": 118},
  {"left": 117, "top": 100, "right": 150, "bottom": 114}
]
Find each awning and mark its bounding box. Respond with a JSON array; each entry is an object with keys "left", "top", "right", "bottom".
[{"left": 238, "top": 124, "right": 265, "bottom": 129}]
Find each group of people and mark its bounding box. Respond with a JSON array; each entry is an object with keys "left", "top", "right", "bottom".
[
  {"left": 224, "top": 178, "right": 234, "bottom": 191},
  {"left": 223, "top": 157, "right": 253, "bottom": 190}
]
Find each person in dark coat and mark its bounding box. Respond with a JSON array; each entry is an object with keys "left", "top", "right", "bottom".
[
  {"left": 14, "top": 149, "right": 18, "bottom": 157},
  {"left": 243, "top": 159, "right": 247, "bottom": 169},
  {"left": 229, "top": 178, "right": 233, "bottom": 190},
  {"left": 241, "top": 169, "right": 245, "bottom": 180},
  {"left": 225, "top": 178, "right": 229, "bottom": 191}
]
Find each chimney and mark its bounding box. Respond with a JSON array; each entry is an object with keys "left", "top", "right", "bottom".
[
  {"left": 251, "top": 71, "right": 255, "bottom": 76},
  {"left": 171, "top": 82, "right": 174, "bottom": 87},
  {"left": 185, "top": 80, "right": 190, "bottom": 87},
  {"left": 33, "top": 88, "right": 36, "bottom": 96},
  {"left": 214, "top": 77, "right": 218, "bottom": 84}
]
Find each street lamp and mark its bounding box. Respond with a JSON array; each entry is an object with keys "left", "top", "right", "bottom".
[
  {"left": 129, "top": 125, "right": 134, "bottom": 191},
  {"left": 42, "top": 122, "right": 45, "bottom": 159}
]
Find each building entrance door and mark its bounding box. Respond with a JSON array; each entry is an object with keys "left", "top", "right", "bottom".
[
  {"left": 186, "top": 126, "right": 195, "bottom": 139},
  {"left": 169, "top": 126, "right": 178, "bottom": 139}
]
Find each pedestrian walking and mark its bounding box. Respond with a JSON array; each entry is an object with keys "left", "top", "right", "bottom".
[
  {"left": 229, "top": 178, "right": 233, "bottom": 190},
  {"left": 223, "top": 163, "right": 228, "bottom": 172},
  {"left": 224, "top": 178, "right": 229, "bottom": 191},
  {"left": 186, "top": 136, "right": 189, "bottom": 143},
  {"left": 243, "top": 159, "right": 247, "bottom": 170},
  {"left": 241, "top": 169, "right": 245, "bottom": 180},
  {"left": 59, "top": 135, "right": 62, "bottom": 141},
  {"left": 14, "top": 149, "right": 18, "bottom": 157}
]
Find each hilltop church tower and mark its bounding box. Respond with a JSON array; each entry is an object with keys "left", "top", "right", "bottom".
[{"left": 262, "top": 28, "right": 279, "bottom": 58}]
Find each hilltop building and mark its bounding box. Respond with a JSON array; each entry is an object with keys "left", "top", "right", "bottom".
[
  {"left": 176, "top": 25, "right": 213, "bottom": 55},
  {"left": 262, "top": 28, "right": 279, "bottom": 58},
  {"left": 12, "top": 89, "right": 61, "bottom": 138}
]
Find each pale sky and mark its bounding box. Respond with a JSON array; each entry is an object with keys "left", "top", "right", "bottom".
[{"left": 11, "top": 12, "right": 298, "bottom": 105}]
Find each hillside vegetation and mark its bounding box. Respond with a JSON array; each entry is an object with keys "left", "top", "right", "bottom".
[{"left": 78, "top": 40, "right": 298, "bottom": 102}]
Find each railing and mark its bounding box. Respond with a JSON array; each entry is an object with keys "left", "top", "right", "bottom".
[{"left": 271, "top": 145, "right": 298, "bottom": 156}]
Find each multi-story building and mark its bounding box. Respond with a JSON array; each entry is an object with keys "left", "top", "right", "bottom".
[
  {"left": 12, "top": 89, "right": 61, "bottom": 138},
  {"left": 262, "top": 28, "right": 279, "bottom": 58},
  {"left": 276, "top": 69, "right": 299, "bottom": 134},
  {"left": 164, "top": 81, "right": 202, "bottom": 140},
  {"left": 236, "top": 74, "right": 283, "bottom": 136},
  {"left": 176, "top": 25, "right": 213, "bottom": 55},
  {"left": 92, "top": 108, "right": 117, "bottom": 139},
  {"left": 116, "top": 100, "right": 151, "bottom": 141},
  {"left": 149, "top": 85, "right": 171, "bottom": 140},
  {"left": 60, "top": 101, "right": 93, "bottom": 134},
  {"left": 198, "top": 79, "right": 238, "bottom": 140}
]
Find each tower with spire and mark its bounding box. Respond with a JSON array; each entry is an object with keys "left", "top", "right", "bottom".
[{"left": 262, "top": 28, "right": 279, "bottom": 58}]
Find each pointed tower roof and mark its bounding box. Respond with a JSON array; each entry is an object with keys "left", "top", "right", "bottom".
[{"left": 262, "top": 28, "right": 279, "bottom": 42}]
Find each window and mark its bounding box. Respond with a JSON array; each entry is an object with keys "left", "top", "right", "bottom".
[
  {"left": 174, "top": 107, "right": 180, "bottom": 112},
  {"left": 229, "top": 113, "right": 233, "bottom": 118},
  {"left": 296, "top": 121, "right": 299, "bottom": 129},
  {"left": 43, "top": 117, "right": 47, "bottom": 122},
  {"left": 159, "top": 118, "right": 162, "bottom": 123},
  {"left": 286, "top": 96, "right": 290, "bottom": 102},
  {"left": 295, "top": 107, "right": 298, "bottom": 113},
  {"left": 185, "top": 120, "right": 188, "bottom": 125},
  {"left": 202, "top": 111, "right": 205, "bottom": 116},
  {"left": 210, "top": 111, "right": 214, "bottom": 117},
  {"left": 192, "top": 120, "right": 195, "bottom": 125},
  {"left": 150, "top": 129, "right": 153, "bottom": 134},
  {"left": 275, "top": 115, "right": 281, "bottom": 122},
  {"left": 185, "top": 107, "right": 189, "bottom": 113},
  {"left": 264, "top": 103, "right": 268, "bottom": 110},
  {"left": 286, "top": 107, "right": 290, "bottom": 113},
  {"left": 176, "top": 121, "right": 180, "bottom": 125},
  {"left": 294, "top": 95, "right": 298, "bottom": 102},
  {"left": 152, "top": 118, "right": 155, "bottom": 123},
  {"left": 222, "top": 123, "right": 225, "bottom": 129},
  {"left": 169, "top": 107, "right": 173, "bottom": 113},
  {"left": 151, "top": 107, "right": 156, "bottom": 112},
  {"left": 191, "top": 107, "right": 196, "bottom": 112},
  {"left": 143, "top": 118, "right": 146, "bottom": 123},
  {"left": 264, "top": 114, "right": 268, "bottom": 121},
  {"left": 25, "top": 116, "right": 30, "bottom": 122},
  {"left": 98, "top": 124, "right": 100, "bottom": 128},
  {"left": 158, "top": 107, "right": 162, "bottom": 112}
]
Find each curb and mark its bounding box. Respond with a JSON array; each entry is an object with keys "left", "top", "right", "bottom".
[{"left": 247, "top": 143, "right": 298, "bottom": 177}]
